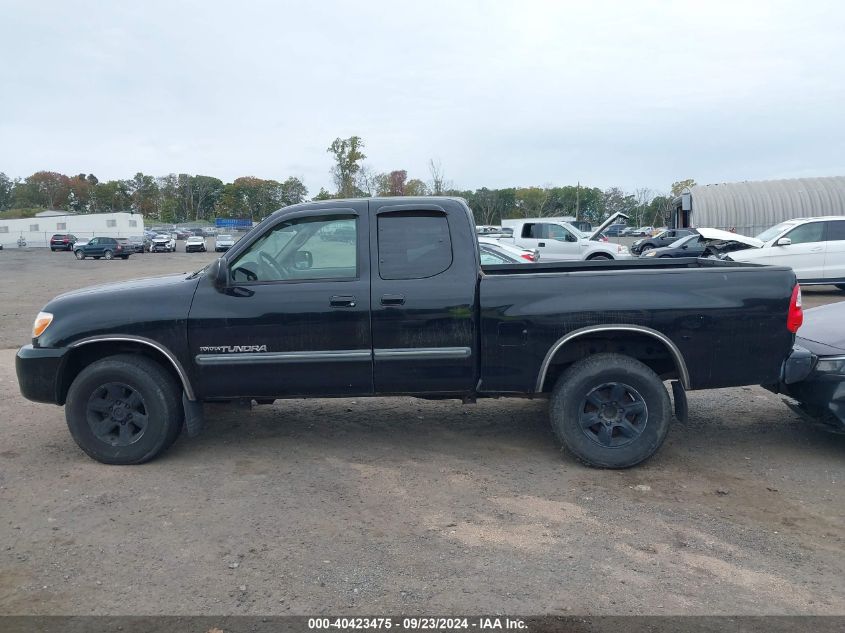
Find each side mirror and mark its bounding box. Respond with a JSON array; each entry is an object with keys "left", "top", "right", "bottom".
[
  {"left": 210, "top": 258, "right": 228, "bottom": 288},
  {"left": 681, "top": 245, "right": 688, "bottom": 250},
  {"left": 776, "top": 237, "right": 792, "bottom": 246},
  {"left": 566, "top": 234, "right": 577, "bottom": 243},
  {"left": 294, "top": 250, "right": 313, "bottom": 270}
]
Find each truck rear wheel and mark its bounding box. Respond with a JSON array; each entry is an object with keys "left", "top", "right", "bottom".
[
  {"left": 65, "top": 354, "right": 183, "bottom": 464},
  {"left": 550, "top": 353, "right": 672, "bottom": 468}
]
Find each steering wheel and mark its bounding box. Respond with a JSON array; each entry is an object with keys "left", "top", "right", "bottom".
[{"left": 259, "top": 251, "right": 288, "bottom": 279}]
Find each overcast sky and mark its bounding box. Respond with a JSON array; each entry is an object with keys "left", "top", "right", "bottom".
[{"left": 2, "top": 0, "right": 844, "bottom": 195}]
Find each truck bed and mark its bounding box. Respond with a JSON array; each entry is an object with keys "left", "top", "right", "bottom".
[{"left": 478, "top": 257, "right": 797, "bottom": 393}]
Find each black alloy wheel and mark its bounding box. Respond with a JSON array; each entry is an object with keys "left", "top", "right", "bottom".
[
  {"left": 578, "top": 382, "right": 648, "bottom": 448},
  {"left": 86, "top": 382, "right": 149, "bottom": 446}
]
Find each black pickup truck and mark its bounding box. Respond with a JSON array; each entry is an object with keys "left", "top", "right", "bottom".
[{"left": 16, "top": 197, "right": 803, "bottom": 468}]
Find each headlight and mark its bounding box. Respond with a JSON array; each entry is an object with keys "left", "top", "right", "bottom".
[
  {"left": 32, "top": 311, "right": 53, "bottom": 338},
  {"left": 643, "top": 251, "right": 657, "bottom": 257},
  {"left": 814, "top": 357, "right": 845, "bottom": 375}
]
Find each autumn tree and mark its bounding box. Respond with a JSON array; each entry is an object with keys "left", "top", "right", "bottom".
[
  {"left": 327, "top": 136, "right": 366, "bottom": 197},
  {"left": 377, "top": 170, "right": 407, "bottom": 196},
  {"left": 20, "top": 171, "right": 71, "bottom": 209}
]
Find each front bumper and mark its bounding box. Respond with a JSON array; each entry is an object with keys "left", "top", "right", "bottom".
[
  {"left": 767, "top": 345, "right": 845, "bottom": 430},
  {"left": 16, "top": 345, "right": 68, "bottom": 405}
]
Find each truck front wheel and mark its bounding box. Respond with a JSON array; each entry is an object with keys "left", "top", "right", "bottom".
[
  {"left": 65, "top": 354, "right": 183, "bottom": 464},
  {"left": 550, "top": 353, "right": 672, "bottom": 468}
]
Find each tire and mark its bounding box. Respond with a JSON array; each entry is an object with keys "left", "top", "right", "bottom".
[
  {"left": 587, "top": 254, "right": 612, "bottom": 261},
  {"left": 549, "top": 353, "right": 672, "bottom": 468},
  {"left": 65, "top": 354, "right": 184, "bottom": 465},
  {"left": 104, "top": 250, "right": 113, "bottom": 260},
  {"left": 121, "top": 255, "right": 129, "bottom": 260},
  {"left": 74, "top": 251, "right": 85, "bottom": 260},
  {"left": 836, "top": 284, "right": 845, "bottom": 292},
  {"left": 640, "top": 244, "right": 653, "bottom": 253},
  {"left": 659, "top": 255, "right": 672, "bottom": 258}
]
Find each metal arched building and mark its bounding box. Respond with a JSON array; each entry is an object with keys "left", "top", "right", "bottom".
[{"left": 671, "top": 176, "right": 845, "bottom": 237}]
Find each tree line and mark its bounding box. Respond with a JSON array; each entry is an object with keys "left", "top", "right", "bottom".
[
  {"left": 0, "top": 171, "right": 308, "bottom": 224},
  {"left": 0, "top": 135, "right": 694, "bottom": 227}
]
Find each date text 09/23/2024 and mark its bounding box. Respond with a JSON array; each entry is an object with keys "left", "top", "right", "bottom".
[{"left": 307, "top": 617, "right": 527, "bottom": 630}]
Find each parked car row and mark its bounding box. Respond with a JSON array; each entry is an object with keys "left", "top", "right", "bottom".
[{"left": 54, "top": 233, "right": 235, "bottom": 260}]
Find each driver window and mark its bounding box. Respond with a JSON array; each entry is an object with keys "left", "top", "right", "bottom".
[
  {"left": 230, "top": 215, "right": 357, "bottom": 283},
  {"left": 544, "top": 224, "right": 574, "bottom": 242},
  {"left": 785, "top": 222, "right": 824, "bottom": 245}
]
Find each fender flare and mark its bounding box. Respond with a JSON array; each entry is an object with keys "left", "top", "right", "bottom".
[
  {"left": 535, "top": 324, "right": 691, "bottom": 392},
  {"left": 68, "top": 335, "right": 197, "bottom": 401}
]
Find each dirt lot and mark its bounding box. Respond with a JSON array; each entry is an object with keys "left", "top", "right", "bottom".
[{"left": 0, "top": 247, "right": 843, "bottom": 616}]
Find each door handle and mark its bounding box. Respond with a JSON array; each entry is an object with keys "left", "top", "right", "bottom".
[
  {"left": 330, "top": 295, "right": 356, "bottom": 308},
  {"left": 538, "top": 242, "right": 546, "bottom": 247},
  {"left": 381, "top": 294, "right": 405, "bottom": 306},
  {"left": 810, "top": 247, "right": 823, "bottom": 252}
]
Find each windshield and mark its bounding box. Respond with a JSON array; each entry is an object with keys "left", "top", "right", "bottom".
[
  {"left": 219, "top": 235, "right": 233, "bottom": 240},
  {"left": 756, "top": 222, "right": 796, "bottom": 242}
]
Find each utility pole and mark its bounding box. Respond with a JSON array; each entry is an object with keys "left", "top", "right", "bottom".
[{"left": 575, "top": 181, "right": 581, "bottom": 220}]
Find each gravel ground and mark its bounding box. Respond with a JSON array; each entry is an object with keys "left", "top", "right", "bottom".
[{"left": 0, "top": 247, "right": 843, "bottom": 616}]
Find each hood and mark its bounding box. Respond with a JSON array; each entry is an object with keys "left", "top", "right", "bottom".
[
  {"left": 589, "top": 211, "right": 629, "bottom": 240},
  {"left": 53, "top": 273, "right": 194, "bottom": 301},
  {"left": 795, "top": 303, "right": 845, "bottom": 354},
  {"left": 152, "top": 235, "right": 171, "bottom": 242},
  {"left": 696, "top": 227, "right": 763, "bottom": 248},
  {"left": 38, "top": 272, "right": 203, "bottom": 349}
]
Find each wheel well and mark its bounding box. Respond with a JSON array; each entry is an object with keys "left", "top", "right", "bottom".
[
  {"left": 587, "top": 252, "right": 614, "bottom": 260},
  {"left": 539, "top": 331, "right": 686, "bottom": 393},
  {"left": 57, "top": 341, "right": 185, "bottom": 404}
]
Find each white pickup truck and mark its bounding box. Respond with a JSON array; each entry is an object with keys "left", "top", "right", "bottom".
[{"left": 500, "top": 212, "right": 632, "bottom": 261}]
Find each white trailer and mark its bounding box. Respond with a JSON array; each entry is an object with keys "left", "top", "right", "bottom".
[{"left": 0, "top": 212, "right": 145, "bottom": 248}]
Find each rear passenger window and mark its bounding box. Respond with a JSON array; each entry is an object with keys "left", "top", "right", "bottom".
[
  {"left": 378, "top": 212, "right": 452, "bottom": 280},
  {"left": 826, "top": 220, "right": 845, "bottom": 241}
]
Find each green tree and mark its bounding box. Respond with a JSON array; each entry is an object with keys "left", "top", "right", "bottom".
[
  {"left": 0, "top": 173, "right": 14, "bottom": 210},
  {"left": 191, "top": 175, "right": 225, "bottom": 220},
  {"left": 327, "top": 136, "right": 366, "bottom": 197},
  {"left": 313, "top": 187, "right": 333, "bottom": 201},
  {"left": 670, "top": 179, "right": 696, "bottom": 197},
  {"left": 405, "top": 178, "right": 428, "bottom": 196},
  {"left": 279, "top": 176, "right": 308, "bottom": 206},
  {"left": 129, "top": 173, "right": 161, "bottom": 219},
  {"left": 514, "top": 187, "right": 549, "bottom": 217},
  {"left": 92, "top": 180, "right": 132, "bottom": 213}
]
